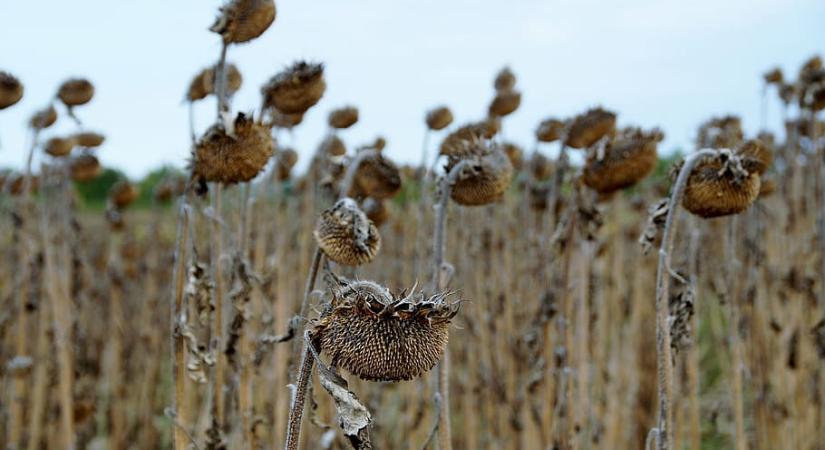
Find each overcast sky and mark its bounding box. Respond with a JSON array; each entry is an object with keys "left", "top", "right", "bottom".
[{"left": 1, "top": 0, "right": 823, "bottom": 178}]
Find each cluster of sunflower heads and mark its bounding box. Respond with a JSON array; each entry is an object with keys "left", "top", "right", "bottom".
[
  {"left": 312, "top": 277, "right": 460, "bottom": 382},
  {"left": 582, "top": 127, "right": 663, "bottom": 194},
  {"left": 314, "top": 198, "right": 381, "bottom": 266},
  {"left": 680, "top": 140, "right": 771, "bottom": 218},
  {"left": 191, "top": 112, "right": 273, "bottom": 188},
  {"left": 445, "top": 138, "right": 514, "bottom": 206}
]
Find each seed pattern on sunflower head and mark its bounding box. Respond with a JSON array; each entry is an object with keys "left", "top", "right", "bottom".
[
  {"left": 261, "top": 61, "right": 325, "bottom": 115},
  {"left": 348, "top": 153, "right": 402, "bottom": 200},
  {"left": 536, "top": 118, "right": 564, "bottom": 143},
  {"left": 565, "top": 107, "right": 617, "bottom": 149},
  {"left": 313, "top": 277, "right": 459, "bottom": 382},
  {"left": 329, "top": 106, "right": 359, "bottom": 129},
  {"left": 446, "top": 139, "right": 514, "bottom": 206},
  {"left": 0, "top": 71, "right": 24, "bottom": 110},
  {"left": 582, "top": 127, "right": 662, "bottom": 194},
  {"left": 426, "top": 106, "right": 453, "bottom": 131},
  {"left": 681, "top": 149, "right": 762, "bottom": 218},
  {"left": 57, "top": 78, "right": 94, "bottom": 107},
  {"left": 191, "top": 112, "right": 273, "bottom": 184},
  {"left": 210, "top": 0, "right": 276, "bottom": 44},
  {"left": 314, "top": 198, "right": 381, "bottom": 266}
]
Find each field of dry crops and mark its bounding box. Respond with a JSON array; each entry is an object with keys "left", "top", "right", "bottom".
[{"left": 2, "top": 2, "right": 825, "bottom": 450}]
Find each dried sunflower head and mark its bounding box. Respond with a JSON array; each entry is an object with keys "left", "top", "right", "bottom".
[
  {"left": 681, "top": 150, "right": 761, "bottom": 218},
  {"left": 0, "top": 71, "right": 24, "bottom": 110},
  {"left": 347, "top": 152, "right": 401, "bottom": 200},
  {"left": 154, "top": 176, "right": 186, "bottom": 203},
  {"left": 109, "top": 181, "right": 140, "bottom": 210},
  {"left": 494, "top": 66, "right": 516, "bottom": 92},
  {"left": 536, "top": 118, "right": 564, "bottom": 143},
  {"left": 187, "top": 64, "right": 243, "bottom": 101},
  {"left": 439, "top": 121, "right": 498, "bottom": 157},
  {"left": 488, "top": 89, "right": 521, "bottom": 117},
  {"left": 275, "top": 148, "right": 298, "bottom": 180},
  {"left": 30, "top": 105, "right": 57, "bottom": 130},
  {"left": 210, "top": 0, "right": 276, "bottom": 44},
  {"left": 314, "top": 198, "right": 381, "bottom": 266},
  {"left": 266, "top": 110, "right": 303, "bottom": 130},
  {"left": 70, "top": 153, "right": 102, "bottom": 182},
  {"left": 763, "top": 67, "right": 784, "bottom": 84},
  {"left": 4, "top": 172, "right": 39, "bottom": 196},
  {"left": 697, "top": 115, "right": 743, "bottom": 149},
  {"left": 565, "top": 107, "right": 617, "bottom": 149},
  {"left": 804, "top": 81, "right": 825, "bottom": 112},
  {"left": 582, "top": 127, "right": 661, "bottom": 194},
  {"left": 261, "top": 61, "right": 325, "bottom": 115},
  {"left": 44, "top": 137, "right": 76, "bottom": 158},
  {"left": 735, "top": 139, "right": 772, "bottom": 175},
  {"left": 426, "top": 106, "right": 453, "bottom": 131},
  {"left": 191, "top": 112, "right": 273, "bottom": 184},
  {"left": 313, "top": 277, "right": 459, "bottom": 382},
  {"left": 361, "top": 197, "right": 389, "bottom": 227},
  {"left": 529, "top": 152, "right": 554, "bottom": 181},
  {"left": 501, "top": 142, "right": 523, "bottom": 171},
  {"left": 446, "top": 139, "right": 514, "bottom": 206},
  {"left": 57, "top": 78, "right": 94, "bottom": 107},
  {"left": 799, "top": 55, "right": 823, "bottom": 83},
  {"left": 71, "top": 132, "right": 105, "bottom": 148},
  {"left": 320, "top": 134, "right": 346, "bottom": 157},
  {"left": 329, "top": 106, "right": 359, "bottom": 129}
]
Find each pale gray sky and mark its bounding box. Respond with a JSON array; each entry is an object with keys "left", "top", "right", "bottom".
[{"left": 1, "top": 0, "right": 823, "bottom": 178}]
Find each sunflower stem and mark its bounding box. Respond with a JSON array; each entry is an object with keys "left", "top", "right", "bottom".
[
  {"left": 652, "top": 148, "right": 717, "bottom": 450},
  {"left": 429, "top": 160, "right": 470, "bottom": 450},
  {"left": 284, "top": 344, "right": 315, "bottom": 450},
  {"left": 171, "top": 202, "right": 191, "bottom": 450}
]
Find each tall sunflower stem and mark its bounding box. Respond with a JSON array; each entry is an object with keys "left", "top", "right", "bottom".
[
  {"left": 429, "top": 160, "right": 470, "bottom": 450},
  {"left": 653, "top": 148, "right": 717, "bottom": 450}
]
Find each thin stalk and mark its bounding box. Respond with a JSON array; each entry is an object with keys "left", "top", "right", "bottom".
[
  {"left": 211, "top": 185, "right": 227, "bottom": 428},
  {"left": 8, "top": 128, "right": 38, "bottom": 449},
  {"left": 171, "top": 202, "right": 191, "bottom": 450},
  {"left": 726, "top": 218, "right": 746, "bottom": 450},
  {"left": 215, "top": 42, "right": 229, "bottom": 118},
  {"left": 653, "top": 148, "right": 716, "bottom": 450},
  {"left": 686, "top": 224, "right": 701, "bottom": 450},
  {"left": 284, "top": 343, "right": 315, "bottom": 450},
  {"left": 429, "top": 160, "right": 470, "bottom": 450}
]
